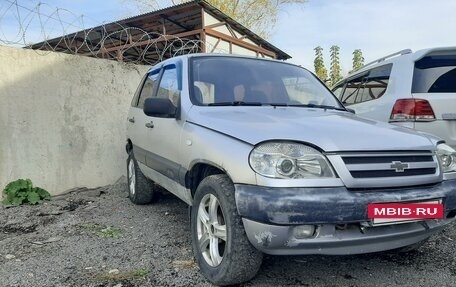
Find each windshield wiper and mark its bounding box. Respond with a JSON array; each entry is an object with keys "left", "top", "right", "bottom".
[
  {"left": 286, "top": 103, "right": 347, "bottom": 111},
  {"left": 207, "top": 101, "right": 263, "bottom": 106},
  {"left": 267, "top": 103, "right": 289, "bottom": 107}
]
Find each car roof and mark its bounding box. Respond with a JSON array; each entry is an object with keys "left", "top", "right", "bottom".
[
  {"left": 147, "top": 53, "right": 301, "bottom": 73},
  {"left": 412, "top": 46, "right": 456, "bottom": 61},
  {"left": 341, "top": 46, "right": 456, "bottom": 81}
]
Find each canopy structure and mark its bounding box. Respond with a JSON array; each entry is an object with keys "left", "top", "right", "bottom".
[{"left": 29, "top": 0, "right": 291, "bottom": 65}]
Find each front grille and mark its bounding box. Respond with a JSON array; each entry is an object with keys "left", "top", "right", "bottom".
[
  {"left": 341, "top": 151, "right": 438, "bottom": 179},
  {"left": 343, "top": 155, "right": 433, "bottom": 164},
  {"left": 327, "top": 151, "right": 442, "bottom": 189},
  {"left": 350, "top": 168, "right": 436, "bottom": 178}
]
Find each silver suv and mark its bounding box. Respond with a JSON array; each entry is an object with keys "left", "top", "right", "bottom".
[
  {"left": 126, "top": 54, "right": 456, "bottom": 286},
  {"left": 333, "top": 47, "right": 456, "bottom": 149}
]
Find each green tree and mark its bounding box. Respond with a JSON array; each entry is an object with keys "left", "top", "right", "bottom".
[
  {"left": 329, "top": 45, "right": 342, "bottom": 87},
  {"left": 352, "top": 49, "right": 364, "bottom": 71},
  {"left": 313, "top": 46, "right": 328, "bottom": 82},
  {"left": 121, "top": 0, "right": 307, "bottom": 38}
]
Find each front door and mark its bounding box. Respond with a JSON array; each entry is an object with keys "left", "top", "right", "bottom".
[{"left": 136, "top": 61, "right": 189, "bottom": 203}]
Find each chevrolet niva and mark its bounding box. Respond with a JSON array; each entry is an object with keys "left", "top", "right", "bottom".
[{"left": 125, "top": 54, "right": 456, "bottom": 286}]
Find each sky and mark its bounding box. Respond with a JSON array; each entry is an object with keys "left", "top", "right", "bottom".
[
  {"left": 1, "top": 0, "right": 456, "bottom": 74},
  {"left": 271, "top": 0, "right": 456, "bottom": 72}
]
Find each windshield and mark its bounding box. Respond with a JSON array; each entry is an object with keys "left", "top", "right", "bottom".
[{"left": 190, "top": 56, "right": 343, "bottom": 108}]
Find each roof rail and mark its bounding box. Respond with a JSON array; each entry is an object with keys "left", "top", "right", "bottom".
[{"left": 349, "top": 49, "right": 412, "bottom": 74}]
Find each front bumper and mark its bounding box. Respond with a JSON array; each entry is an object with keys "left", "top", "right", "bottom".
[
  {"left": 242, "top": 217, "right": 454, "bottom": 255},
  {"left": 235, "top": 179, "right": 456, "bottom": 255}
]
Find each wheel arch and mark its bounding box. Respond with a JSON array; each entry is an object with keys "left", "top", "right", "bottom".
[{"left": 186, "top": 160, "right": 229, "bottom": 198}]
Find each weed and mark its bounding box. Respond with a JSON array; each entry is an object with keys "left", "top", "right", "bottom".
[
  {"left": 2, "top": 179, "right": 50, "bottom": 205},
  {"left": 80, "top": 223, "right": 123, "bottom": 238}
]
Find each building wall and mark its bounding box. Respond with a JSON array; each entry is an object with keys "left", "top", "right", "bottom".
[{"left": 0, "top": 46, "right": 149, "bottom": 195}]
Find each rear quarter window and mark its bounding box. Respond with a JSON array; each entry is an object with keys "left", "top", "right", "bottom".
[{"left": 413, "top": 55, "right": 456, "bottom": 93}]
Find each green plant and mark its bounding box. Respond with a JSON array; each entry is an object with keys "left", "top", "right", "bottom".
[
  {"left": 81, "top": 223, "right": 124, "bottom": 238},
  {"left": 2, "top": 179, "right": 51, "bottom": 205}
]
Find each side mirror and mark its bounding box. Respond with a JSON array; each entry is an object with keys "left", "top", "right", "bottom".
[{"left": 143, "top": 98, "right": 177, "bottom": 118}]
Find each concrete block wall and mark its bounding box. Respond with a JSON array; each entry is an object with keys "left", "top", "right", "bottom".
[{"left": 0, "top": 46, "right": 149, "bottom": 195}]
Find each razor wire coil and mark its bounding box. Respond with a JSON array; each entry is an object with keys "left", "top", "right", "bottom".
[{"left": 0, "top": 0, "right": 229, "bottom": 65}]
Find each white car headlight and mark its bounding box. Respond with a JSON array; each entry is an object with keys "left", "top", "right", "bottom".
[
  {"left": 437, "top": 143, "right": 456, "bottom": 173},
  {"left": 249, "top": 142, "right": 336, "bottom": 179}
]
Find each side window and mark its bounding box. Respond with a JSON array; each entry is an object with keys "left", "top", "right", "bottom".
[
  {"left": 137, "top": 70, "right": 160, "bottom": 109},
  {"left": 341, "top": 76, "right": 363, "bottom": 105},
  {"left": 131, "top": 74, "right": 147, "bottom": 107},
  {"left": 157, "top": 65, "right": 180, "bottom": 107},
  {"left": 332, "top": 83, "right": 345, "bottom": 99},
  {"left": 361, "top": 64, "right": 392, "bottom": 102},
  {"left": 341, "top": 64, "right": 392, "bottom": 105}
]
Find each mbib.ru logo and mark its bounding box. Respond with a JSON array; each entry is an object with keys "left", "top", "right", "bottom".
[{"left": 368, "top": 203, "right": 444, "bottom": 219}]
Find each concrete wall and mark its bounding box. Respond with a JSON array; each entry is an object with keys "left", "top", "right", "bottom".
[{"left": 0, "top": 45, "right": 149, "bottom": 195}]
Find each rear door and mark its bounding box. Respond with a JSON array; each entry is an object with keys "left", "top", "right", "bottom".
[{"left": 412, "top": 51, "right": 456, "bottom": 148}]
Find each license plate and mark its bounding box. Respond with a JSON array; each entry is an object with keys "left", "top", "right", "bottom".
[{"left": 368, "top": 199, "right": 443, "bottom": 226}]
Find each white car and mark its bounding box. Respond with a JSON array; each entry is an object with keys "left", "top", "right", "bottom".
[{"left": 333, "top": 47, "right": 456, "bottom": 149}]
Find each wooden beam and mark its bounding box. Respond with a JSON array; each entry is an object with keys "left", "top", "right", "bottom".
[
  {"left": 160, "top": 14, "right": 192, "bottom": 31},
  {"left": 200, "top": 8, "right": 206, "bottom": 53},
  {"left": 204, "top": 28, "right": 276, "bottom": 58},
  {"left": 204, "top": 22, "right": 226, "bottom": 29},
  {"left": 226, "top": 24, "right": 237, "bottom": 38},
  {"left": 116, "top": 49, "right": 124, "bottom": 62},
  {"left": 210, "top": 38, "right": 221, "bottom": 53}
]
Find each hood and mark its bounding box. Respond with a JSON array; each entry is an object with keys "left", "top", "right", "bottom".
[{"left": 187, "top": 106, "right": 435, "bottom": 152}]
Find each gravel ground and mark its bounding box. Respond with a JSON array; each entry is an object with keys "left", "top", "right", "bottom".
[{"left": 1, "top": 178, "right": 456, "bottom": 287}]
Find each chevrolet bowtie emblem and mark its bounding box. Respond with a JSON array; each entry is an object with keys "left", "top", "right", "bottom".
[{"left": 390, "top": 161, "right": 409, "bottom": 172}]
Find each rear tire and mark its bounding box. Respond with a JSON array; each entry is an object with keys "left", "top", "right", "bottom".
[
  {"left": 127, "top": 152, "right": 159, "bottom": 204},
  {"left": 191, "top": 174, "right": 263, "bottom": 286}
]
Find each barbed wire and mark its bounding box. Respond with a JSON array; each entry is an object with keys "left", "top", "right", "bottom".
[{"left": 0, "top": 0, "right": 228, "bottom": 65}]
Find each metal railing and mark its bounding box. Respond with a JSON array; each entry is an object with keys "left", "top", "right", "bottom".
[{"left": 349, "top": 49, "right": 412, "bottom": 74}]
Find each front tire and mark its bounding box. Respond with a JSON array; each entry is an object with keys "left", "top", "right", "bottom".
[
  {"left": 191, "top": 174, "right": 263, "bottom": 286},
  {"left": 127, "top": 152, "right": 158, "bottom": 204}
]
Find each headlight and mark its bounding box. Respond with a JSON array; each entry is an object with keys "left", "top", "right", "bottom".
[
  {"left": 437, "top": 143, "right": 456, "bottom": 173},
  {"left": 249, "top": 142, "right": 336, "bottom": 179}
]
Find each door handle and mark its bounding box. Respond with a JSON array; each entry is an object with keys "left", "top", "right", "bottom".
[
  {"left": 145, "top": 121, "right": 154, "bottom": 128},
  {"left": 128, "top": 117, "right": 135, "bottom": 123}
]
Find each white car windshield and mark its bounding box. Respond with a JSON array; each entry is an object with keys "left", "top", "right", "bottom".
[{"left": 190, "top": 56, "right": 343, "bottom": 109}]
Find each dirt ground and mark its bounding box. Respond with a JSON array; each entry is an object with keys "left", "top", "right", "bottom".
[{"left": 1, "top": 178, "right": 456, "bottom": 287}]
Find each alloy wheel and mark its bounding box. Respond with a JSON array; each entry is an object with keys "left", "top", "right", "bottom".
[
  {"left": 197, "top": 193, "right": 227, "bottom": 267},
  {"left": 128, "top": 159, "right": 136, "bottom": 195}
]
